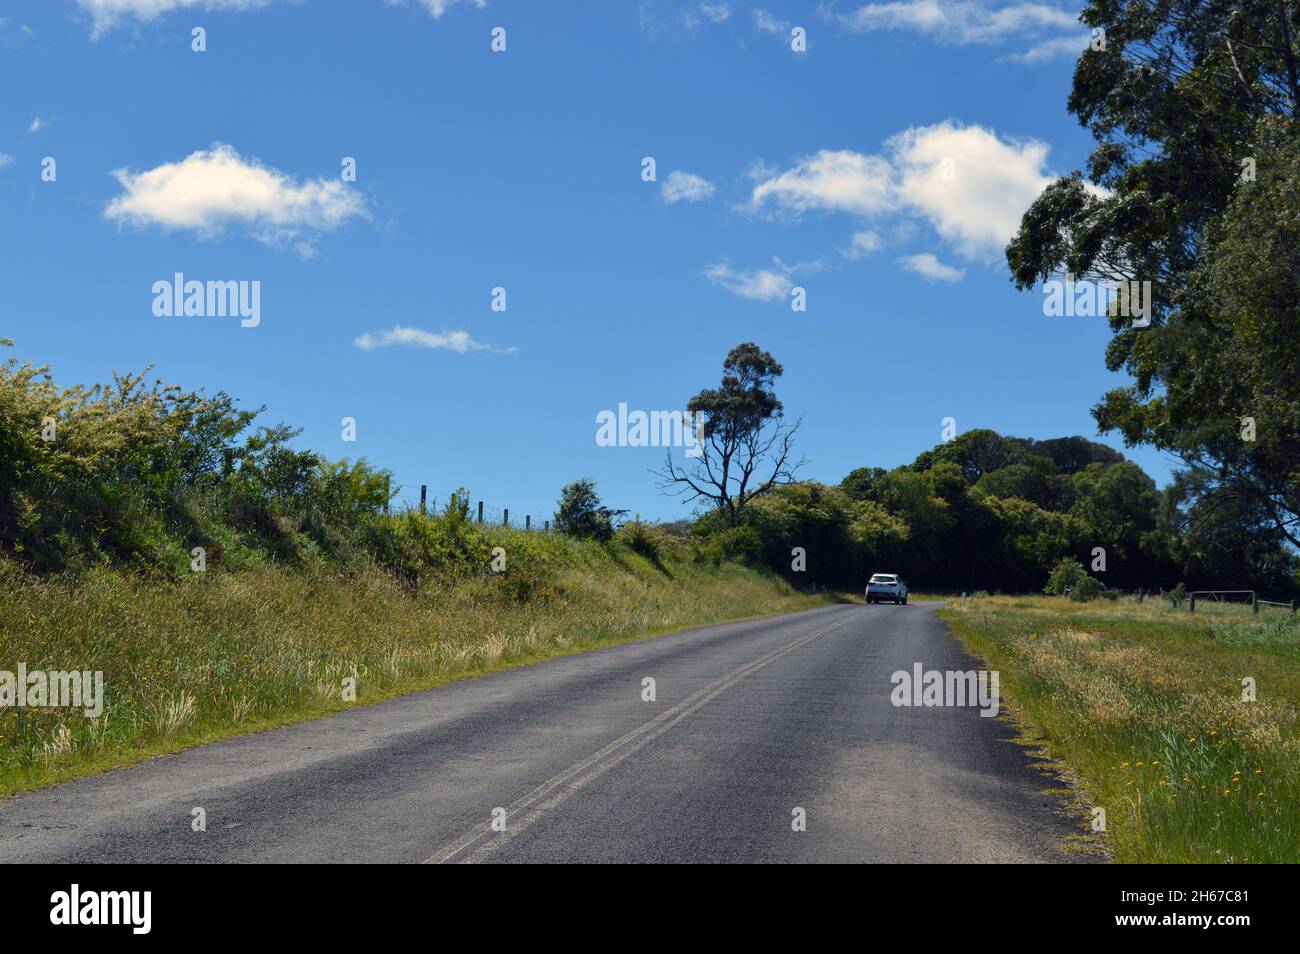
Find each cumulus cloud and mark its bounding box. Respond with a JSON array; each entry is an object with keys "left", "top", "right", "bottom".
[
  {"left": 750, "top": 149, "right": 894, "bottom": 217},
  {"left": 104, "top": 143, "right": 367, "bottom": 256},
  {"left": 840, "top": 229, "right": 884, "bottom": 259},
  {"left": 352, "top": 326, "right": 515, "bottom": 354},
  {"left": 888, "top": 121, "right": 1054, "bottom": 260},
  {"left": 898, "top": 252, "right": 965, "bottom": 282},
  {"left": 747, "top": 121, "right": 1056, "bottom": 262},
  {"left": 704, "top": 257, "right": 820, "bottom": 301},
  {"left": 661, "top": 170, "right": 716, "bottom": 204}
]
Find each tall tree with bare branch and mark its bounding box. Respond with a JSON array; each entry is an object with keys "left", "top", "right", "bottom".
[{"left": 657, "top": 342, "right": 804, "bottom": 526}]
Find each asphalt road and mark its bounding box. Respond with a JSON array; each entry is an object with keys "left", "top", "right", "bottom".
[{"left": 0, "top": 601, "right": 1097, "bottom": 863}]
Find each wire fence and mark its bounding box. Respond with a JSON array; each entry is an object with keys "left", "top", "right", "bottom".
[
  {"left": 383, "top": 486, "right": 555, "bottom": 531},
  {"left": 954, "top": 587, "right": 1298, "bottom": 616},
  {"left": 1186, "top": 589, "right": 1296, "bottom": 615},
  {"left": 1106, "top": 587, "right": 1297, "bottom": 615}
]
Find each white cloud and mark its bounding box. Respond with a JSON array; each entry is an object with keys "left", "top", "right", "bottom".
[
  {"left": 754, "top": 9, "right": 790, "bottom": 34},
  {"left": 824, "top": 1, "right": 1084, "bottom": 62},
  {"left": 75, "top": 0, "right": 272, "bottom": 38},
  {"left": 104, "top": 143, "right": 367, "bottom": 255},
  {"left": 698, "top": 2, "right": 730, "bottom": 22},
  {"left": 661, "top": 170, "right": 716, "bottom": 204},
  {"left": 0, "top": 154, "right": 14, "bottom": 169},
  {"left": 898, "top": 252, "right": 965, "bottom": 282},
  {"left": 682, "top": 2, "right": 731, "bottom": 29},
  {"left": 747, "top": 121, "right": 1057, "bottom": 262},
  {"left": 705, "top": 261, "right": 792, "bottom": 301},
  {"left": 1000, "top": 32, "right": 1090, "bottom": 63},
  {"left": 704, "top": 257, "right": 820, "bottom": 302},
  {"left": 392, "top": 0, "right": 486, "bottom": 19},
  {"left": 827, "top": 1, "right": 1079, "bottom": 43},
  {"left": 352, "top": 326, "right": 514, "bottom": 354},
  {"left": 77, "top": 0, "right": 481, "bottom": 37},
  {"left": 888, "top": 121, "right": 1054, "bottom": 260},
  {"left": 840, "top": 229, "right": 883, "bottom": 259},
  {"left": 26, "top": 116, "right": 46, "bottom": 134},
  {"left": 750, "top": 149, "right": 894, "bottom": 216}
]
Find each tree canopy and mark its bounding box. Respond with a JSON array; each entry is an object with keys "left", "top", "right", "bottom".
[
  {"left": 1006, "top": 1, "right": 1300, "bottom": 548},
  {"left": 658, "top": 342, "right": 803, "bottom": 526}
]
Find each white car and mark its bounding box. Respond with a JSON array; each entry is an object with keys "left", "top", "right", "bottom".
[{"left": 867, "top": 573, "right": 909, "bottom": 605}]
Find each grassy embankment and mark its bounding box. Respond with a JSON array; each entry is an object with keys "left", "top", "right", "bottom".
[
  {"left": 941, "top": 594, "right": 1300, "bottom": 863},
  {"left": 0, "top": 535, "right": 829, "bottom": 797}
]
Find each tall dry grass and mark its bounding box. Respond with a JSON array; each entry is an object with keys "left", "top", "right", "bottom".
[
  {"left": 943, "top": 594, "right": 1300, "bottom": 863},
  {"left": 0, "top": 548, "right": 824, "bottom": 795}
]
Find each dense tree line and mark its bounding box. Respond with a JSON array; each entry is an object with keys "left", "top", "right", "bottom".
[
  {"left": 697, "top": 428, "right": 1296, "bottom": 597},
  {"left": 647, "top": 340, "right": 1298, "bottom": 596}
]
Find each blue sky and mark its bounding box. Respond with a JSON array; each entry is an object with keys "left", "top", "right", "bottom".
[{"left": 0, "top": 0, "right": 1177, "bottom": 523}]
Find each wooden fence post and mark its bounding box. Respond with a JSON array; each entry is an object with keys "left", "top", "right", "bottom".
[
  {"left": 477, "top": 501, "right": 484, "bottom": 524},
  {"left": 420, "top": 485, "right": 427, "bottom": 515},
  {"left": 525, "top": 515, "right": 531, "bottom": 530},
  {"left": 503, "top": 508, "right": 509, "bottom": 527},
  {"left": 1252, "top": 592, "right": 1259, "bottom": 614},
  {"left": 1189, "top": 593, "right": 1195, "bottom": 612}
]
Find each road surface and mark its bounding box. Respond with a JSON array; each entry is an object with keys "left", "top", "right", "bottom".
[{"left": 0, "top": 602, "right": 1097, "bottom": 863}]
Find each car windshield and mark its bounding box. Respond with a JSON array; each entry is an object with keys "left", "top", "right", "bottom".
[{"left": 870, "top": 575, "right": 897, "bottom": 583}]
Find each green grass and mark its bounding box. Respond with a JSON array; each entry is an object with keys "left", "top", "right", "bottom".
[
  {"left": 0, "top": 542, "right": 830, "bottom": 797},
  {"left": 940, "top": 594, "right": 1300, "bottom": 863}
]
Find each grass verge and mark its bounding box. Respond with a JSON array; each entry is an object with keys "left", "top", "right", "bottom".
[
  {"left": 940, "top": 594, "right": 1300, "bottom": 863},
  {"left": 0, "top": 547, "right": 830, "bottom": 797}
]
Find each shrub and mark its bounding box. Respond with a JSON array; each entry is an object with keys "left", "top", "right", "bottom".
[
  {"left": 698, "top": 525, "right": 763, "bottom": 567},
  {"left": 554, "top": 479, "right": 623, "bottom": 542},
  {"left": 617, "top": 519, "right": 663, "bottom": 562},
  {"left": 1069, "top": 575, "right": 1106, "bottom": 601},
  {"left": 1044, "top": 557, "right": 1089, "bottom": 596}
]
